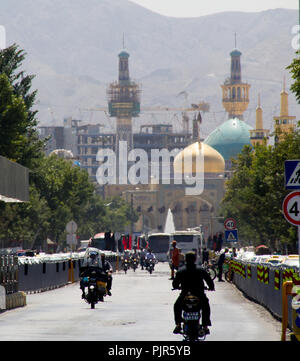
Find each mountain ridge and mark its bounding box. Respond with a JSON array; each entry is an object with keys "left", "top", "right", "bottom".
[{"left": 0, "top": 0, "right": 298, "bottom": 136}]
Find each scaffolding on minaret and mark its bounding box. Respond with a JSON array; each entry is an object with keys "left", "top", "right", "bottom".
[{"left": 107, "top": 50, "right": 141, "bottom": 119}]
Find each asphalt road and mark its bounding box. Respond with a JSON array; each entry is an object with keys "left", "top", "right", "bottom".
[{"left": 0, "top": 262, "right": 282, "bottom": 341}]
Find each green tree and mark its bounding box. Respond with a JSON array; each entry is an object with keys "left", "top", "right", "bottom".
[
  {"left": 30, "top": 154, "right": 94, "bottom": 244},
  {"left": 287, "top": 50, "right": 300, "bottom": 103},
  {"left": 220, "top": 132, "right": 300, "bottom": 253},
  {"left": 0, "top": 74, "right": 29, "bottom": 162},
  {"left": 0, "top": 186, "right": 51, "bottom": 249},
  {"left": 0, "top": 44, "right": 45, "bottom": 167}
]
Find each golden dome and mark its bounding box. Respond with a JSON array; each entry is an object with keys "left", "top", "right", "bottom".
[{"left": 174, "top": 141, "right": 225, "bottom": 174}]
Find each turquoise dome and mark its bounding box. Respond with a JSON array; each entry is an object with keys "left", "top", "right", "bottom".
[
  {"left": 118, "top": 50, "right": 130, "bottom": 58},
  {"left": 230, "top": 48, "right": 242, "bottom": 57},
  {"left": 204, "top": 118, "right": 253, "bottom": 161}
]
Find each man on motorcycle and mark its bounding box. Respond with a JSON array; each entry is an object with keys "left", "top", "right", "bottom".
[
  {"left": 79, "top": 248, "right": 105, "bottom": 299},
  {"left": 121, "top": 250, "right": 131, "bottom": 271},
  {"left": 130, "top": 249, "right": 139, "bottom": 267},
  {"left": 101, "top": 253, "right": 113, "bottom": 296},
  {"left": 172, "top": 251, "right": 215, "bottom": 335},
  {"left": 145, "top": 248, "right": 156, "bottom": 269}
]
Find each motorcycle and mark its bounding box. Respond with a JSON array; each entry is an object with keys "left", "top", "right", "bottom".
[
  {"left": 131, "top": 257, "right": 138, "bottom": 272},
  {"left": 84, "top": 270, "right": 107, "bottom": 309},
  {"left": 181, "top": 292, "right": 206, "bottom": 341},
  {"left": 146, "top": 258, "right": 155, "bottom": 274},
  {"left": 172, "top": 288, "right": 209, "bottom": 342},
  {"left": 123, "top": 259, "right": 129, "bottom": 274}
]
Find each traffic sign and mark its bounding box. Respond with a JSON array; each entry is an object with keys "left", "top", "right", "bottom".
[
  {"left": 225, "top": 229, "right": 238, "bottom": 242},
  {"left": 282, "top": 191, "right": 300, "bottom": 226},
  {"left": 67, "top": 233, "right": 77, "bottom": 245},
  {"left": 66, "top": 220, "right": 77, "bottom": 234},
  {"left": 284, "top": 160, "right": 300, "bottom": 189},
  {"left": 224, "top": 218, "right": 237, "bottom": 230}
]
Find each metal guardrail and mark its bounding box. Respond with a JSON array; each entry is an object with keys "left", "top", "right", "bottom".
[
  {"left": 229, "top": 259, "right": 300, "bottom": 330},
  {"left": 17, "top": 254, "right": 117, "bottom": 293}
]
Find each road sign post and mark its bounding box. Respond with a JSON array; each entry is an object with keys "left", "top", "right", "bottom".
[
  {"left": 285, "top": 160, "right": 300, "bottom": 190},
  {"left": 225, "top": 229, "right": 238, "bottom": 243},
  {"left": 224, "top": 218, "right": 238, "bottom": 246},
  {"left": 66, "top": 220, "right": 78, "bottom": 235},
  {"left": 282, "top": 191, "right": 300, "bottom": 273},
  {"left": 224, "top": 218, "right": 237, "bottom": 231}
]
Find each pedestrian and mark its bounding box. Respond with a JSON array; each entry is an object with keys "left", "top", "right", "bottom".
[
  {"left": 169, "top": 240, "right": 180, "bottom": 280},
  {"left": 216, "top": 232, "right": 223, "bottom": 252},
  {"left": 217, "top": 248, "right": 228, "bottom": 282}
]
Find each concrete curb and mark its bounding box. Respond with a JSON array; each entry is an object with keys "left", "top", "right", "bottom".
[{"left": 5, "top": 292, "right": 27, "bottom": 310}]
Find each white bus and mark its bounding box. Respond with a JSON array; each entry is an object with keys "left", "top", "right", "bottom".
[
  {"left": 147, "top": 233, "right": 171, "bottom": 262},
  {"left": 171, "top": 230, "right": 203, "bottom": 259}
]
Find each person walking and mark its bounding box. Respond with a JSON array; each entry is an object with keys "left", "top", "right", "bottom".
[
  {"left": 169, "top": 240, "right": 180, "bottom": 280},
  {"left": 217, "top": 248, "right": 228, "bottom": 282}
]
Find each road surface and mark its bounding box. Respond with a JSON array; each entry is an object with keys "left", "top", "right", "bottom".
[{"left": 0, "top": 262, "right": 282, "bottom": 341}]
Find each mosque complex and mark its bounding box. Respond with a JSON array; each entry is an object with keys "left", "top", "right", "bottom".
[
  {"left": 100, "top": 40, "right": 297, "bottom": 241},
  {"left": 40, "top": 41, "right": 297, "bottom": 240}
]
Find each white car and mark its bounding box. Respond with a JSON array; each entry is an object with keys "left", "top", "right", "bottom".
[{"left": 281, "top": 255, "right": 299, "bottom": 268}]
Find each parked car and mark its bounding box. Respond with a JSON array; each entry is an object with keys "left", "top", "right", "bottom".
[
  {"left": 264, "top": 255, "right": 285, "bottom": 266},
  {"left": 281, "top": 255, "right": 299, "bottom": 267}
]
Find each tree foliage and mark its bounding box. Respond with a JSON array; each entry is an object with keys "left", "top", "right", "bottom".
[
  {"left": 287, "top": 49, "right": 300, "bottom": 104},
  {"left": 0, "top": 44, "right": 45, "bottom": 167},
  {"left": 0, "top": 44, "right": 138, "bottom": 250},
  {"left": 220, "top": 132, "right": 300, "bottom": 253}
]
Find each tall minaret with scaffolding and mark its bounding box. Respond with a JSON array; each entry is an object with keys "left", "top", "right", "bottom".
[
  {"left": 107, "top": 43, "right": 141, "bottom": 154},
  {"left": 221, "top": 34, "right": 250, "bottom": 120}
]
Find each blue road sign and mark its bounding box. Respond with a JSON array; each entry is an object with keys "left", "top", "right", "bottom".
[
  {"left": 225, "top": 229, "right": 238, "bottom": 242},
  {"left": 285, "top": 160, "right": 300, "bottom": 189}
]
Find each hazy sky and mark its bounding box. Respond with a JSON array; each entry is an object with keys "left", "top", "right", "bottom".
[{"left": 130, "top": 0, "right": 298, "bottom": 18}]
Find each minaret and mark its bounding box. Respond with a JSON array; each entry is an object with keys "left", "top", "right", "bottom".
[
  {"left": 273, "top": 77, "right": 296, "bottom": 143},
  {"left": 107, "top": 48, "right": 141, "bottom": 154},
  {"left": 250, "top": 94, "right": 270, "bottom": 146},
  {"left": 221, "top": 38, "right": 250, "bottom": 120}
]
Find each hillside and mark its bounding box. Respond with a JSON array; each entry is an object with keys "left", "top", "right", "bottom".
[{"left": 0, "top": 0, "right": 299, "bottom": 137}]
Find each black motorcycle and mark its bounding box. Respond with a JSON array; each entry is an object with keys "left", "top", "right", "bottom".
[
  {"left": 84, "top": 270, "right": 107, "bottom": 309},
  {"left": 146, "top": 258, "right": 155, "bottom": 274},
  {"left": 123, "top": 259, "right": 129, "bottom": 274},
  {"left": 180, "top": 292, "right": 207, "bottom": 341},
  {"left": 131, "top": 257, "right": 138, "bottom": 272}
]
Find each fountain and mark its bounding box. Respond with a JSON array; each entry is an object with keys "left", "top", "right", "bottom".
[{"left": 164, "top": 208, "right": 175, "bottom": 234}]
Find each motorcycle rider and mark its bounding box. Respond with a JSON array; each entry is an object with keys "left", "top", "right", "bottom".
[
  {"left": 145, "top": 248, "right": 156, "bottom": 269},
  {"left": 79, "top": 248, "right": 105, "bottom": 299},
  {"left": 101, "top": 253, "right": 113, "bottom": 296},
  {"left": 172, "top": 251, "right": 215, "bottom": 335},
  {"left": 121, "top": 250, "right": 131, "bottom": 269},
  {"left": 130, "top": 248, "right": 139, "bottom": 268}
]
